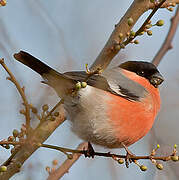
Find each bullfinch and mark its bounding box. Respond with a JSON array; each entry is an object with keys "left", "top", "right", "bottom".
[{"left": 14, "top": 51, "right": 164, "bottom": 149}]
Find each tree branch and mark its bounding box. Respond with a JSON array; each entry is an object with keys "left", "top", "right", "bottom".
[
  {"left": 0, "top": 59, "right": 31, "bottom": 134},
  {"left": 152, "top": 5, "right": 179, "bottom": 66},
  {"left": 90, "top": 0, "right": 179, "bottom": 71},
  {"left": 47, "top": 143, "right": 88, "bottom": 180}
]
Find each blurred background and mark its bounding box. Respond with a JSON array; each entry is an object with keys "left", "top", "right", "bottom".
[{"left": 0, "top": 0, "right": 179, "bottom": 179}]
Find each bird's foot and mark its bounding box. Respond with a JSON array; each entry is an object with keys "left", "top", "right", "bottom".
[
  {"left": 84, "top": 142, "right": 95, "bottom": 158},
  {"left": 121, "top": 143, "right": 135, "bottom": 168}
]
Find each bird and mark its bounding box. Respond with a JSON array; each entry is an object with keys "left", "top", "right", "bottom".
[{"left": 14, "top": 51, "right": 164, "bottom": 152}]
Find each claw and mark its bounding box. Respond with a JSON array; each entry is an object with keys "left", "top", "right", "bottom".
[
  {"left": 84, "top": 142, "right": 95, "bottom": 158},
  {"left": 121, "top": 143, "right": 135, "bottom": 168}
]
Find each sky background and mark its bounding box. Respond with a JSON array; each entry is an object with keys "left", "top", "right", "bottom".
[{"left": 0, "top": 0, "right": 179, "bottom": 179}]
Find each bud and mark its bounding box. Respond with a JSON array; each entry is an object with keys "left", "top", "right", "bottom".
[
  {"left": 52, "top": 159, "right": 58, "bottom": 166},
  {"left": 67, "top": 154, "right": 73, "bottom": 159},
  {"left": 171, "top": 155, "right": 179, "bottom": 162},
  {"left": 0, "top": 166, "right": 7, "bottom": 172},
  {"left": 13, "top": 129, "right": 19, "bottom": 138},
  {"left": 128, "top": 18, "right": 134, "bottom": 26},
  {"left": 42, "top": 104, "right": 49, "bottom": 111},
  {"left": 75, "top": 82, "right": 81, "bottom": 90},
  {"left": 0, "top": 0, "right": 6, "bottom": 6},
  {"left": 145, "top": 24, "right": 152, "bottom": 29},
  {"left": 156, "top": 163, "right": 163, "bottom": 170},
  {"left": 119, "top": 33, "right": 123, "bottom": 39},
  {"left": 156, "top": 20, "right": 164, "bottom": 26},
  {"left": 130, "top": 30, "right": 135, "bottom": 37},
  {"left": 139, "top": 31, "right": 145, "bottom": 36},
  {"left": 118, "top": 158, "right": 124, "bottom": 164},
  {"left": 81, "top": 82, "right": 87, "bottom": 88},
  {"left": 140, "top": 165, "right": 147, "bottom": 171},
  {"left": 147, "top": 30, "right": 152, "bottom": 36},
  {"left": 54, "top": 112, "right": 59, "bottom": 117},
  {"left": 8, "top": 136, "right": 15, "bottom": 142},
  {"left": 115, "top": 44, "right": 121, "bottom": 51},
  {"left": 134, "top": 40, "right": 139, "bottom": 44}
]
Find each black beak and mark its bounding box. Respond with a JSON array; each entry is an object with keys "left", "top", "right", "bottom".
[{"left": 150, "top": 72, "right": 164, "bottom": 88}]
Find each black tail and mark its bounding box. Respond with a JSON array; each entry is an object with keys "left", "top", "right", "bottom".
[
  {"left": 14, "top": 51, "right": 53, "bottom": 76},
  {"left": 13, "top": 51, "right": 76, "bottom": 98}
]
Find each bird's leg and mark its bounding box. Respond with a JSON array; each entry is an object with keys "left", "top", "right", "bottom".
[
  {"left": 84, "top": 142, "right": 95, "bottom": 158},
  {"left": 121, "top": 142, "right": 135, "bottom": 168}
]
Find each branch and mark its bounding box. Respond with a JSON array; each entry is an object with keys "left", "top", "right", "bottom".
[
  {"left": 152, "top": 5, "right": 179, "bottom": 66},
  {"left": 0, "top": 59, "right": 31, "bottom": 134},
  {"left": 0, "top": 60, "right": 66, "bottom": 179},
  {"left": 46, "top": 142, "right": 88, "bottom": 180},
  {"left": 90, "top": 0, "right": 179, "bottom": 71}
]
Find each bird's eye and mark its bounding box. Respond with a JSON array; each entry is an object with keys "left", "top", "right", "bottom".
[{"left": 137, "top": 71, "right": 145, "bottom": 76}]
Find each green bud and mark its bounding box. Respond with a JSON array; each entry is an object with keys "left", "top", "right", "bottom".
[
  {"left": 168, "top": 7, "right": 174, "bottom": 12},
  {"left": 147, "top": 30, "right": 152, "bottom": 36},
  {"left": 67, "top": 154, "right": 73, "bottom": 159},
  {"left": 115, "top": 44, "right": 121, "bottom": 51},
  {"left": 42, "top": 104, "right": 49, "bottom": 111},
  {"left": 54, "top": 112, "right": 59, "bottom": 117},
  {"left": 145, "top": 24, "right": 152, "bottom": 29},
  {"left": 171, "top": 155, "right": 179, "bottom": 162},
  {"left": 156, "top": 163, "right": 163, "bottom": 170},
  {"left": 118, "top": 158, "right": 124, "bottom": 164},
  {"left": 8, "top": 136, "right": 15, "bottom": 142},
  {"left": 139, "top": 31, "right": 144, "bottom": 36},
  {"left": 140, "top": 165, "right": 147, "bottom": 171},
  {"left": 130, "top": 30, "right": 135, "bottom": 36},
  {"left": 81, "top": 82, "right": 87, "bottom": 88},
  {"left": 5, "top": 144, "right": 10, "bottom": 149},
  {"left": 75, "top": 82, "right": 81, "bottom": 90},
  {"left": 128, "top": 18, "right": 134, "bottom": 26},
  {"left": 134, "top": 40, "right": 139, "bottom": 44},
  {"left": 13, "top": 129, "right": 19, "bottom": 138},
  {"left": 16, "top": 162, "right": 22, "bottom": 168},
  {"left": 0, "top": 166, "right": 7, "bottom": 172},
  {"left": 119, "top": 33, "right": 123, "bottom": 39},
  {"left": 156, "top": 20, "right": 164, "bottom": 26}
]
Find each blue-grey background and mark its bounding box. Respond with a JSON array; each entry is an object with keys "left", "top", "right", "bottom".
[{"left": 0, "top": 0, "right": 179, "bottom": 179}]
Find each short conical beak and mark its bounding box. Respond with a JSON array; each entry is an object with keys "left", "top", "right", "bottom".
[{"left": 150, "top": 72, "right": 164, "bottom": 88}]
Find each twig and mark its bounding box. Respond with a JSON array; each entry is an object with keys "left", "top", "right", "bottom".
[
  {"left": 152, "top": 6, "right": 179, "bottom": 66},
  {"left": 149, "top": 0, "right": 179, "bottom": 9},
  {"left": 47, "top": 142, "right": 88, "bottom": 180},
  {"left": 123, "top": 0, "right": 167, "bottom": 46},
  {"left": 90, "top": 0, "right": 174, "bottom": 71},
  {"left": 0, "top": 59, "right": 31, "bottom": 135},
  {"left": 39, "top": 143, "right": 173, "bottom": 162},
  {"left": 0, "top": 106, "right": 66, "bottom": 180}
]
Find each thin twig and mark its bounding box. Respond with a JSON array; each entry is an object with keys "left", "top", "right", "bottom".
[
  {"left": 90, "top": 0, "right": 174, "bottom": 71},
  {"left": 47, "top": 143, "right": 88, "bottom": 180},
  {"left": 0, "top": 59, "right": 31, "bottom": 135},
  {"left": 123, "top": 0, "right": 167, "bottom": 46},
  {"left": 152, "top": 6, "right": 179, "bottom": 66},
  {"left": 40, "top": 143, "right": 173, "bottom": 162}
]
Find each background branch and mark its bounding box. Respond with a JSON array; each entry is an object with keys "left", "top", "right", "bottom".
[
  {"left": 152, "top": 5, "right": 179, "bottom": 66},
  {"left": 47, "top": 142, "right": 88, "bottom": 180}
]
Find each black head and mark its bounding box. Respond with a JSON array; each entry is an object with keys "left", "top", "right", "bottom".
[{"left": 119, "top": 61, "right": 164, "bottom": 88}]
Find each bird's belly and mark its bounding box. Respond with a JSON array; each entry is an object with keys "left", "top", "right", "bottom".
[
  {"left": 64, "top": 86, "right": 120, "bottom": 148},
  {"left": 64, "top": 86, "right": 158, "bottom": 148},
  {"left": 106, "top": 93, "right": 158, "bottom": 147}
]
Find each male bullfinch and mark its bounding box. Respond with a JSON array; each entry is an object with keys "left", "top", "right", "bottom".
[{"left": 14, "top": 51, "right": 164, "bottom": 149}]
